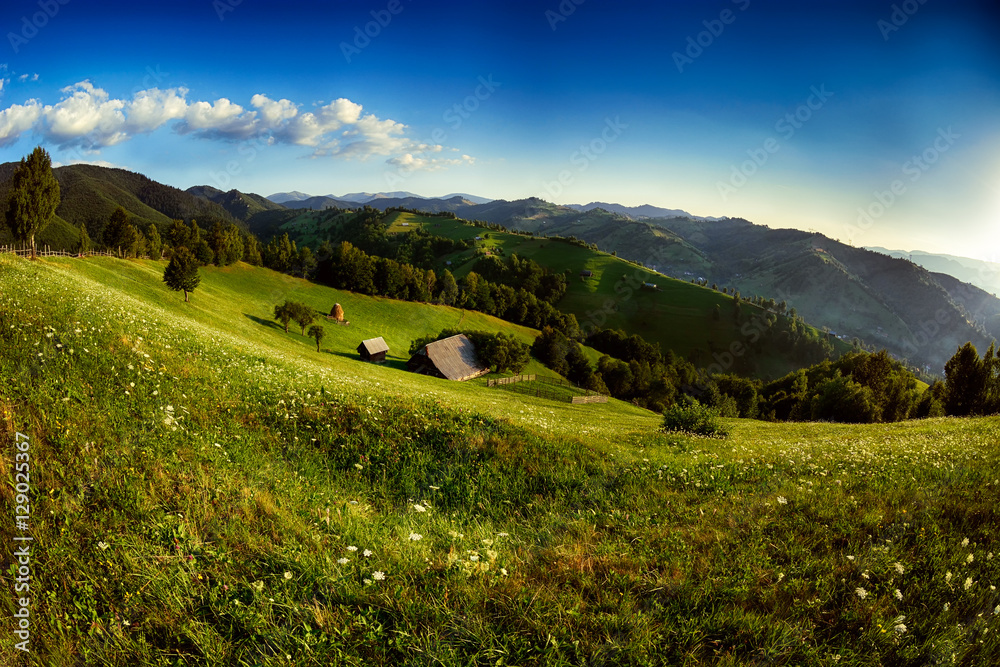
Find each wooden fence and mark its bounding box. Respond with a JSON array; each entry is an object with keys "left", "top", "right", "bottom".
[
  {"left": 487, "top": 374, "right": 607, "bottom": 405},
  {"left": 486, "top": 374, "right": 536, "bottom": 387},
  {"left": 0, "top": 244, "right": 147, "bottom": 259}
]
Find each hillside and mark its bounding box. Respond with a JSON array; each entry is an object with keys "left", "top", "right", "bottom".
[
  {"left": 266, "top": 208, "right": 849, "bottom": 380},
  {"left": 3, "top": 253, "right": 1000, "bottom": 665},
  {"left": 444, "top": 202, "right": 995, "bottom": 372},
  {"left": 0, "top": 162, "right": 233, "bottom": 247},
  {"left": 186, "top": 185, "right": 288, "bottom": 221},
  {"left": 869, "top": 247, "right": 1000, "bottom": 296}
]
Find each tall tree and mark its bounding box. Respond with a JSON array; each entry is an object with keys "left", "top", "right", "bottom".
[
  {"left": 162, "top": 247, "right": 201, "bottom": 302},
  {"left": 77, "top": 222, "right": 92, "bottom": 254},
  {"left": 4, "top": 146, "right": 61, "bottom": 260},
  {"left": 944, "top": 342, "right": 986, "bottom": 416},
  {"left": 273, "top": 300, "right": 294, "bottom": 333}
]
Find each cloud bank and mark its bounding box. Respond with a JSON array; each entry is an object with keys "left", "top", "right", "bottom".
[{"left": 0, "top": 81, "right": 472, "bottom": 172}]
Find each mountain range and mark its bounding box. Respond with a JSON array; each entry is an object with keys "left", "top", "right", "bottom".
[{"left": 2, "top": 162, "right": 996, "bottom": 373}]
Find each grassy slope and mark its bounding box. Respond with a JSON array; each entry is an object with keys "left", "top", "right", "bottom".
[
  {"left": 4, "top": 254, "right": 999, "bottom": 666},
  {"left": 386, "top": 212, "right": 849, "bottom": 378}
]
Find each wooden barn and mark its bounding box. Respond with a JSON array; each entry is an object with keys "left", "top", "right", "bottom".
[
  {"left": 357, "top": 337, "right": 389, "bottom": 362},
  {"left": 407, "top": 334, "right": 488, "bottom": 381},
  {"left": 580, "top": 269, "right": 593, "bottom": 277}
]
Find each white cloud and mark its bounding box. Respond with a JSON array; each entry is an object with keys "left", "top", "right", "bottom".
[
  {"left": 177, "top": 98, "right": 258, "bottom": 140},
  {"left": 0, "top": 81, "right": 475, "bottom": 170},
  {"left": 0, "top": 100, "right": 42, "bottom": 147},
  {"left": 18, "top": 73, "right": 39, "bottom": 83},
  {"left": 42, "top": 81, "right": 127, "bottom": 147},
  {"left": 124, "top": 87, "right": 189, "bottom": 133}
]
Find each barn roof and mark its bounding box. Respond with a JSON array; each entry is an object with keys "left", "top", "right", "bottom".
[
  {"left": 359, "top": 337, "right": 389, "bottom": 354},
  {"left": 422, "top": 334, "right": 488, "bottom": 381}
]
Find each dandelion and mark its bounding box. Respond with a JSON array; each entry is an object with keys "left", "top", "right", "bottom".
[
  {"left": 855, "top": 587, "right": 868, "bottom": 599},
  {"left": 337, "top": 557, "right": 349, "bottom": 565},
  {"left": 776, "top": 496, "right": 788, "bottom": 505},
  {"left": 894, "top": 589, "right": 903, "bottom": 601},
  {"left": 894, "top": 562, "right": 905, "bottom": 575},
  {"left": 372, "top": 571, "right": 385, "bottom": 581},
  {"left": 409, "top": 533, "right": 422, "bottom": 541}
]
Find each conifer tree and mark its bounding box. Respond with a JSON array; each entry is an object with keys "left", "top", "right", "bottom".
[{"left": 4, "top": 146, "right": 60, "bottom": 260}]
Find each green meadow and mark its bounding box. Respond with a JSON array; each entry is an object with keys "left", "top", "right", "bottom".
[{"left": 2, "top": 253, "right": 999, "bottom": 666}]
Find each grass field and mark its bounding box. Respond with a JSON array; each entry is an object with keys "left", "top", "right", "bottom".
[{"left": 2, "top": 254, "right": 998, "bottom": 666}]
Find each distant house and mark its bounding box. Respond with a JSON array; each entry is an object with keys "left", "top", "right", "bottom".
[
  {"left": 407, "top": 334, "right": 488, "bottom": 381},
  {"left": 357, "top": 337, "right": 389, "bottom": 363},
  {"left": 642, "top": 282, "right": 657, "bottom": 290},
  {"left": 580, "top": 269, "right": 593, "bottom": 277}
]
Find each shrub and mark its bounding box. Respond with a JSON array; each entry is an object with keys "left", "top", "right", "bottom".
[{"left": 661, "top": 397, "right": 729, "bottom": 438}]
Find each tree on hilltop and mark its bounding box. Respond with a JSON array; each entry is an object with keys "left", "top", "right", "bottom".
[{"left": 4, "top": 146, "right": 61, "bottom": 260}]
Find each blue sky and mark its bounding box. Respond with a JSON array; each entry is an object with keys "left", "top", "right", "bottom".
[{"left": 1, "top": 0, "right": 998, "bottom": 259}]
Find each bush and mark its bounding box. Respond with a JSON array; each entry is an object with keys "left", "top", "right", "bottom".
[{"left": 661, "top": 397, "right": 729, "bottom": 438}]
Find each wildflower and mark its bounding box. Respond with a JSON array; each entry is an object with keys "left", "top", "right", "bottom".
[
  {"left": 363, "top": 578, "right": 373, "bottom": 585},
  {"left": 363, "top": 549, "right": 373, "bottom": 557},
  {"left": 409, "top": 533, "right": 422, "bottom": 541},
  {"left": 966, "top": 553, "right": 974, "bottom": 564},
  {"left": 777, "top": 573, "right": 785, "bottom": 583},
  {"left": 429, "top": 485, "right": 440, "bottom": 490},
  {"left": 944, "top": 602, "right": 950, "bottom": 612},
  {"left": 855, "top": 587, "right": 868, "bottom": 599},
  {"left": 965, "top": 577, "right": 974, "bottom": 591},
  {"left": 894, "top": 589, "right": 903, "bottom": 601},
  {"left": 962, "top": 537, "right": 969, "bottom": 547},
  {"left": 894, "top": 562, "right": 905, "bottom": 575},
  {"left": 354, "top": 463, "right": 363, "bottom": 470},
  {"left": 847, "top": 555, "right": 855, "bottom": 561},
  {"left": 894, "top": 623, "right": 907, "bottom": 634},
  {"left": 776, "top": 496, "right": 788, "bottom": 505},
  {"left": 97, "top": 541, "right": 109, "bottom": 551},
  {"left": 346, "top": 546, "right": 358, "bottom": 552},
  {"left": 413, "top": 504, "right": 427, "bottom": 513},
  {"left": 946, "top": 571, "right": 952, "bottom": 584},
  {"left": 481, "top": 538, "right": 493, "bottom": 547},
  {"left": 501, "top": 568, "right": 508, "bottom": 576},
  {"left": 283, "top": 571, "right": 292, "bottom": 580},
  {"left": 372, "top": 571, "right": 385, "bottom": 581}
]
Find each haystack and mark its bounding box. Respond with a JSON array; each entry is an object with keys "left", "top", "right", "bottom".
[{"left": 330, "top": 303, "right": 345, "bottom": 321}]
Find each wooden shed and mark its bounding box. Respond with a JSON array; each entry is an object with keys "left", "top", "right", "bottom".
[
  {"left": 406, "top": 334, "right": 488, "bottom": 381},
  {"left": 580, "top": 269, "right": 593, "bottom": 277},
  {"left": 357, "top": 337, "right": 389, "bottom": 362}
]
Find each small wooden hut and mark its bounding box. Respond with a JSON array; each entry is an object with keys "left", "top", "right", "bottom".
[
  {"left": 406, "top": 334, "right": 488, "bottom": 381},
  {"left": 357, "top": 337, "right": 389, "bottom": 363},
  {"left": 580, "top": 269, "right": 593, "bottom": 277}
]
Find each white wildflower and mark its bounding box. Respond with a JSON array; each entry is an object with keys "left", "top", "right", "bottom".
[
  {"left": 337, "top": 558, "right": 349, "bottom": 565},
  {"left": 409, "top": 533, "right": 422, "bottom": 541},
  {"left": 855, "top": 587, "right": 868, "bottom": 599},
  {"left": 372, "top": 571, "right": 385, "bottom": 581}
]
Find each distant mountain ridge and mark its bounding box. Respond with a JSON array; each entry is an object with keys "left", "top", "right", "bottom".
[
  {"left": 266, "top": 191, "right": 494, "bottom": 207},
  {"left": 565, "top": 201, "right": 721, "bottom": 221},
  {"left": 866, "top": 247, "right": 1000, "bottom": 296}
]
